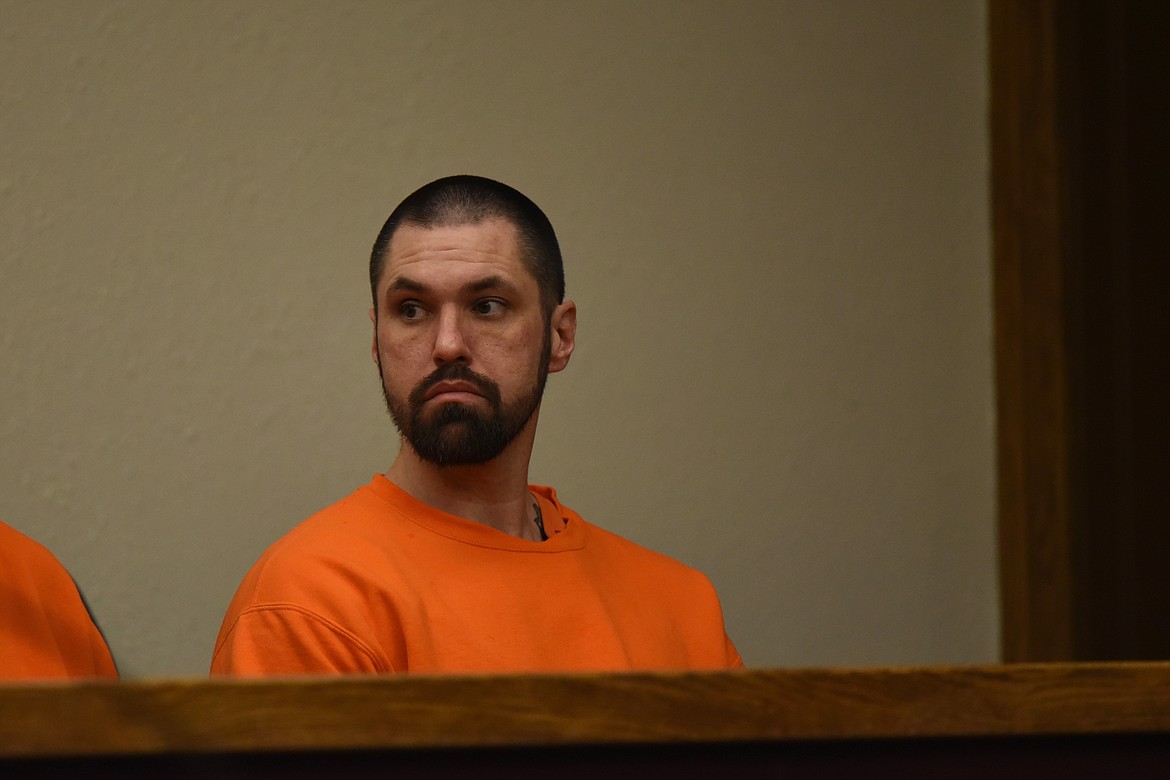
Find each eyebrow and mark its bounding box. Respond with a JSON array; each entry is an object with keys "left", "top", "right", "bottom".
[
  {"left": 385, "top": 277, "right": 427, "bottom": 294},
  {"left": 464, "top": 275, "right": 519, "bottom": 295},
  {"left": 384, "top": 274, "right": 520, "bottom": 297}
]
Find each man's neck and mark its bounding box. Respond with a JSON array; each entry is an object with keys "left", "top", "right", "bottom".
[{"left": 385, "top": 443, "right": 542, "bottom": 541}]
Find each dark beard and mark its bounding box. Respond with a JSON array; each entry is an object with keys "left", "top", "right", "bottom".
[{"left": 379, "top": 332, "right": 551, "bottom": 467}]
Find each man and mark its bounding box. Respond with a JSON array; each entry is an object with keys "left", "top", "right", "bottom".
[
  {"left": 1, "top": 520, "right": 118, "bottom": 680},
  {"left": 212, "top": 175, "right": 742, "bottom": 674}
]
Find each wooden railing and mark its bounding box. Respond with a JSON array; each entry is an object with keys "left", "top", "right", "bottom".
[{"left": 3, "top": 664, "right": 1170, "bottom": 775}]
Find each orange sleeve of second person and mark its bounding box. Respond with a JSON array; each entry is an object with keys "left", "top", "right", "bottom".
[{"left": 0, "top": 521, "right": 118, "bottom": 681}]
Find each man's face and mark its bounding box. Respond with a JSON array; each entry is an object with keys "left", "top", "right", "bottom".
[{"left": 371, "top": 219, "right": 563, "bottom": 466}]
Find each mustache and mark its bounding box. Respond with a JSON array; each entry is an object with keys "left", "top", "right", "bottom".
[{"left": 409, "top": 363, "right": 502, "bottom": 408}]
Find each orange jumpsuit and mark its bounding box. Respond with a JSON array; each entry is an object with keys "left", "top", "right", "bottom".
[
  {"left": 1, "top": 520, "right": 117, "bottom": 680},
  {"left": 213, "top": 476, "right": 741, "bottom": 674}
]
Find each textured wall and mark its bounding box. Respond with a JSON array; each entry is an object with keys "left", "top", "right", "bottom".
[{"left": 0, "top": 0, "right": 995, "bottom": 677}]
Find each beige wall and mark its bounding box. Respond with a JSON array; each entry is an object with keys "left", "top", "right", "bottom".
[{"left": 0, "top": 0, "right": 995, "bottom": 677}]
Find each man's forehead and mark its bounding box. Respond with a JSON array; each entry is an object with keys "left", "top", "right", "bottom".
[
  {"left": 380, "top": 219, "right": 530, "bottom": 288},
  {"left": 386, "top": 219, "right": 519, "bottom": 263}
]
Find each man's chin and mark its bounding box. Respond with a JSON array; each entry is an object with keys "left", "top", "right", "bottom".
[
  {"left": 414, "top": 434, "right": 500, "bottom": 468},
  {"left": 409, "top": 418, "right": 484, "bottom": 453},
  {"left": 420, "top": 404, "right": 485, "bottom": 429}
]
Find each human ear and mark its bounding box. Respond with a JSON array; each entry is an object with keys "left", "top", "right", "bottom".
[
  {"left": 548, "top": 300, "right": 576, "bottom": 373},
  {"left": 369, "top": 308, "right": 379, "bottom": 365}
]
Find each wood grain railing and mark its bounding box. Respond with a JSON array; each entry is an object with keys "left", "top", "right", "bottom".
[{"left": 3, "top": 664, "right": 1170, "bottom": 775}]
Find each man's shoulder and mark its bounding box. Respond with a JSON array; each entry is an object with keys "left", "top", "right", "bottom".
[
  {"left": 588, "top": 520, "right": 708, "bottom": 575},
  {"left": 211, "top": 481, "right": 401, "bottom": 675},
  {"left": 544, "top": 492, "right": 715, "bottom": 588},
  {"left": 244, "top": 478, "right": 403, "bottom": 579},
  {"left": 306, "top": 475, "right": 396, "bottom": 522}
]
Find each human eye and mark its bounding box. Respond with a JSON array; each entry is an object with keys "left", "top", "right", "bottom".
[
  {"left": 398, "top": 300, "right": 426, "bottom": 321},
  {"left": 472, "top": 298, "right": 506, "bottom": 317}
]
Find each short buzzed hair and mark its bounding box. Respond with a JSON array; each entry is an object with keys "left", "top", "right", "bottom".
[{"left": 369, "top": 175, "right": 564, "bottom": 316}]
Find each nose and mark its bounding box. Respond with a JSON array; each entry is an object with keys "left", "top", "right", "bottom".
[{"left": 431, "top": 307, "right": 469, "bottom": 365}]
